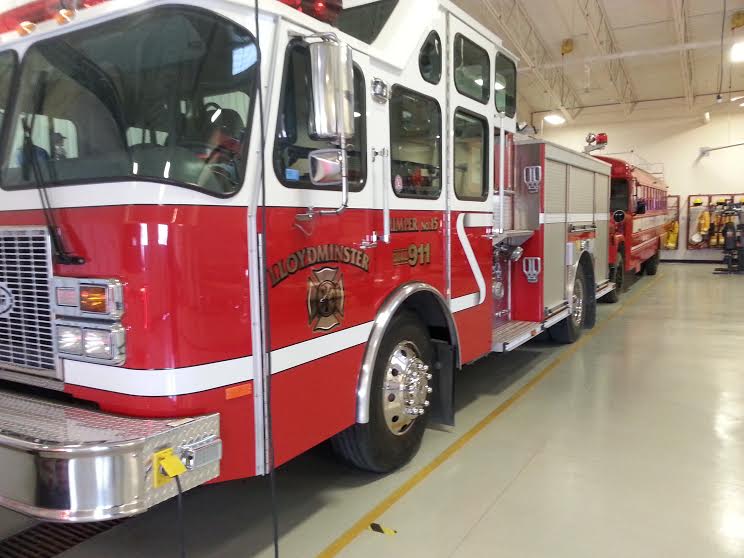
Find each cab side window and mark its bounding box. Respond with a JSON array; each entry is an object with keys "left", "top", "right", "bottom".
[
  {"left": 389, "top": 86, "right": 442, "bottom": 199},
  {"left": 419, "top": 31, "right": 442, "bottom": 85},
  {"left": 453, "top": 109, "right": 488, "bottom": 201},
  {"left": 494, "top": 53, "right": 516, "bottom": 118},
  {"left": 454, "top": 34, "right": 490, "bottom": 103},
  {"left": 274, "top": 43, "right": 366, "bottom": 190}
]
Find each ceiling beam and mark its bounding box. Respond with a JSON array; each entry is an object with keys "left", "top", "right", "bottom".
[
  {"left": 670, "top": 0, "right": 695, "bottom": 109},
  {"left": 576, "top": 0, "right": 637, "bottom": 114},
  {"left": 478, "top": 0, "right": 583, "bottom": 120}
]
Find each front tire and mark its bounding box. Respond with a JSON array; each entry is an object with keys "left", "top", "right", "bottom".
[
  {"left": 331, "top": 312, "right": 434, "bottom": 473},
  {"left": 550, "top": 265, "right": 588, "bottom": 344}
]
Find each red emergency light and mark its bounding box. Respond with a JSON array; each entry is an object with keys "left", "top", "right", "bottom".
[
  {"left": 279, "top": 0, "right": 342, "bottom": 23},
  {"left": 583, "top": 131, "right": 608, "bottom": 154},
  {"left": 0, "top": 0, "right": 108, "bottom": 35}
]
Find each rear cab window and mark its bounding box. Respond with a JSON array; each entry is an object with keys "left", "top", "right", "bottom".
[
  {"left": 494, "top": 53, "right": 516, "bottom": 118},
  {"left": 388, "top": 86, "right": 442, "bottom": 199},
  {"left": 453, "top": 34, "right": 490, "bottom": 104}
]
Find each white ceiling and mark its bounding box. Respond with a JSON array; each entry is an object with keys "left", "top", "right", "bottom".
[{"left": 455, "top": 0, "right": 744, "bottom": 124}]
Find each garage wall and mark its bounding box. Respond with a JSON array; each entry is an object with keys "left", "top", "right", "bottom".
[{"left": 542, "top": 112, "right": 744, "bottom": 261}]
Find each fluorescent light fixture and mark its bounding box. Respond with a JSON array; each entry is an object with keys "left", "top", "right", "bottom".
[
  {"left": 494, "top": 76, "right": 506, "bottom": 91},
  {"left": 474, "top": 78, "right": 484, "bottom": 86},
  {"left": 354, "top": 111, "right": 361, "bottom": 118},
  {"left": 544, "top": 114, "right": 566, "bottom": 125},
  {"left": 732, "top": 96, "right": 744, "bottom": 102},
  {"left": 210, "top": 108, "right": 222, "bottom": 123},
  {"left": 739, "top": 102, "right": 744, "bottom": 107},
  {"left": 731, "top": 41, "right": 744, "bottom": 63}
]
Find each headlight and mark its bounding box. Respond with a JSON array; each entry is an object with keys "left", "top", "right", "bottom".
[
  {"left": 55, "top": 322, "right": 125, "bottom": 365},
  {"left": 57, "top": 325, "right": 83, "bottom": 355},
  {"left": 83, "top": 329, "right": 113, "bottom": 359}
]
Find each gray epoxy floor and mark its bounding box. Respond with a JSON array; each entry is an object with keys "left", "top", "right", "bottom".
[{"left": 3, "top": 263, "right": 743, "bottom": 557}]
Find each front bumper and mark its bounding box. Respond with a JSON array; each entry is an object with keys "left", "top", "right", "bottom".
[{"left": 0, "top": 388, "right": 221, "bottom": 522}]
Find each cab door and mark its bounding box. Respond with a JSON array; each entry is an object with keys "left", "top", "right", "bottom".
[
  {"left": 262, "top": 29, "right": 376, "bottom": 466},
  {"left": 447, "top": 15, "right": 497, "bottom": 363}
]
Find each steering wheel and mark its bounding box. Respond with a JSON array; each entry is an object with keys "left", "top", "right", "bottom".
[{"left": 204, "top": 101, "right": 223, "bottom": 115}]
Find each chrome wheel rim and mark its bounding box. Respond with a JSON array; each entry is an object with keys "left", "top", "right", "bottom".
[
  {"left": 571, "top": 276, "right": 585, "bottom": 327},
  {"left": 382, "top": 341, "right": 432, "bottom": 436}
]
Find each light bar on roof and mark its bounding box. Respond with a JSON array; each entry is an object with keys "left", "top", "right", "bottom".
[{"left": 0, "top": 0, "right": 108, "bottom": 35}]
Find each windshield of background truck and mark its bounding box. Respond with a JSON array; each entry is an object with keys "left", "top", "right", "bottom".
[
  {"left": 610, "top": 178, "right": 629, "bottom": 212},
  {"left": 0, "top": 51, "right": 15, "bottom": 132},
  {"left": 0, "top": 7, "right": 257, "bottom": 197}
]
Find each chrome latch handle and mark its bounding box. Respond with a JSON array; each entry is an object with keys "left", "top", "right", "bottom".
[{"left": 361, "top": 232, "right": 378, "bottom": 250}]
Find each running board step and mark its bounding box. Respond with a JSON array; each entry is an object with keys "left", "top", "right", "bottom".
[
  {"left": 595, "top": 281, "right": 615, "bottom": 300},
  {"left": 0, "top": 389, "right": 221, "bottom": 522},
  {"left": 492, "top": 309, "right": 571, "bottom": 353}
]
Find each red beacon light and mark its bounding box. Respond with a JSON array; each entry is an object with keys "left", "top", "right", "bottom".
[
  {"left": 279, "top": 0, "right": 342, "bottom": 22},
  {"left": 0, "top": 0, "right": 108, "bottom": 35},
  {"left": 583, "top": 132, "right": 608, "bottom": 154}
]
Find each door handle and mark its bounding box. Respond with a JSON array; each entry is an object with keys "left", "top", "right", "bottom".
[{"left": 372, "top": 147, "right": 391, "bottom": 244}]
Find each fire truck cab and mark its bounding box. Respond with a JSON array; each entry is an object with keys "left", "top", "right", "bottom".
[
  {"left": 596, "top": 156, "right": 669, "bottom": 298},
  {"left": 0, "top": 0, "right": 613, "bottom": 522}
]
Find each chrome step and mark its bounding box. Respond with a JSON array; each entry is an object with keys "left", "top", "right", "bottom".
[
  {"left": 0, "top": 389, "right": 221, "bottom": 522},
  {"left": 492, "top": 320, "right": 542, "bottom": 352},
  {"left": 595, "top": 280, "right": 615, "bottom": 300},
  {"left": 492, "top": 308, "right": 572, "bottom": 353}
]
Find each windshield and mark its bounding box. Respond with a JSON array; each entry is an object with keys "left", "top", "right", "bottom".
[
  {"left": 1, "top": 7, "right": 258, "bottom": 197},
  {"left": 0, "top": 51, "right": 16, "bottom": 132},
  {"left": 611, "top": 178, "right": 629, "bottom": 212}
]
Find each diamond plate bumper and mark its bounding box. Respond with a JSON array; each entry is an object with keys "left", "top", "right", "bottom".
[{"left": 0, "top": 389, "right": 221, "bottom": 522}]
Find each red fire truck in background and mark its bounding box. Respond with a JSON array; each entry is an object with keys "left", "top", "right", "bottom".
[
  {"left": 0, "top": 0, "right": 614, "bottom": 522},
  {"left": 595, "top": 156, "right": 669, "bottom": 300}
]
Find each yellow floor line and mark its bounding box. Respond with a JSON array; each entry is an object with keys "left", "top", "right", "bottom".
[{"left": 316, "top": 274, "right": 664, "bottom": 558}]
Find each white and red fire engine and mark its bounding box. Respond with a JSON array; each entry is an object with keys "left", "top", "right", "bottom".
[{"left": 0, "top": 0, "right": 614, "bottom": 521}]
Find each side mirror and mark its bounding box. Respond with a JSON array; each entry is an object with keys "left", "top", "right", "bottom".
[
  {"left": 309, "top": 148, "right": 343, "bottom": 186},
  {"left": 309, "top": 36, "right": 355, "bottom": 140},
  {"left": 613, "top": 210, "right": 626, "bottom": 224},
  {"left": 636, "top": 199, "right": 647, "bottom": 215}
]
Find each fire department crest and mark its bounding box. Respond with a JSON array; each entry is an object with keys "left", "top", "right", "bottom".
[{"left": 307, "top": 267, "right": 345, "bottom": 331}]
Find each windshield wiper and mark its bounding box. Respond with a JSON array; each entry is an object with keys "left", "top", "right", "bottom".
[{"left": 21, "top": 72, "right": 84, "bottom": 266}]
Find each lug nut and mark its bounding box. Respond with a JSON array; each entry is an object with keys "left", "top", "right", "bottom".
[
  {"left": 426, "top": 373, "right": 433, "bottom": 381},
  {"left": 427, "top": 386, "right": 433, "bottom": 394},
  {"left": 423, "top": 400, "right": 430, "bottom": 407}
]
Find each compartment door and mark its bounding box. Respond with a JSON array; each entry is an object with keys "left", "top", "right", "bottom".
[{"left": 543, "top": 159, "right": 567, "bottom": 311}]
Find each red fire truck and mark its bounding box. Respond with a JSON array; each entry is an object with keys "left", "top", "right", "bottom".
[
  {"left": 0, "top": 0, "right": 614, "bottom": 522},
  {"left": 595, "top": 156, "right": 669, "bottom": 299}
]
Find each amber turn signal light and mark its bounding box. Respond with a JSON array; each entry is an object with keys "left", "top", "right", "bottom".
[{"left": 79, "top": 285, "right": 107, "bottom": 313}]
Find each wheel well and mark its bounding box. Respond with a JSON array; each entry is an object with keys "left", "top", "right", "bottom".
[
  {"left": 399, "top": 291, "right": 456, "bottom": 353},
  {"left": 355, "top": 283, "right": 460, "bottom": 424}
]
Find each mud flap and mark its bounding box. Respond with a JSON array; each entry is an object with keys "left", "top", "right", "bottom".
[
  {"left": 429, "top": 340, "right": 455, "bottom": 427},
  {"left": 585, "top": 280, "right": 597, "bottom": 329}
]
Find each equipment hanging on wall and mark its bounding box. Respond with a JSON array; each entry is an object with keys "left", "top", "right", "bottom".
[{"left": 713, "top": 202, "right": 744, "bottom": 274}]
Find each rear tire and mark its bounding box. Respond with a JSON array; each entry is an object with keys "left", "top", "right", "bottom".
[
  {"left": 331, "top": 312, "right": 433, "bottom": 473},
  {"left": 644, "top": 251, "right": 660, "bottom": 276},
  {"left": 601, "top": 252, "right": 624, "bottom": 303},
  {"left": 550, "top": 265, "right": 588, "bottom": 344}
]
